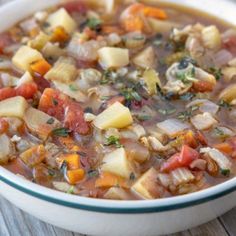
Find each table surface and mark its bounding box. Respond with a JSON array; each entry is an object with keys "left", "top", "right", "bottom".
[{"left": 0, "top": 0, "right": 236, "bottom": 235}]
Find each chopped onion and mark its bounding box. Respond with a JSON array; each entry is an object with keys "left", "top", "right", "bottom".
[
  {"left": 20, "top": 18, "right": 38, "bottom": 33},
  {"left": 190, "top": 159, "right": 207, "bottom": 170},
  {"left": 200, "top": 147, "right": 232, "bottom": 171},
  {"left": 157, "top": 173, "right": 172, "bottom": 187},
  {"left": 190, "top": 112, "right": 217, "bottom": 130},
  {"left": 53, "top": 181, "right": 74, "bottom": 193},
  {"left": 171, "top": 167, "right": 195, "bottom": 186},
  {"left": 186, "top": 99, "right": 219, "bottom": 115},
  {"left": 157, "top": 119, "right": 190, "bottom": 138},
  {"left": 0, "top": 134, "right": 13, "bottom": 163},
  {"left": 214, "top": 49, "right": 233, "bottom": 67}
]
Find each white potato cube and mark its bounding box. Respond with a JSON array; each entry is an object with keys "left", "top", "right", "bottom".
[
  {"left": 46, "top": 8, "right": 77, "bottom": 34},
  {"left": 17, "top": 71, "right": 33, "bottom": 87},
  {"left": 133, "top": 46, "right": 155, "bottom": 69},
  {"left": 131, "top": 168, "right": 162, "bottom": 199},
  {"left": 0, "top": 96, "right": 28, "bottom": 119},
  {"left": 98, "top": 47, "right": 129, "bottom": 68},
  {"left": 12, "top": 46, "right": 43, "bottom": 72},
  {"left": 93, "top": 102, "right": 133, "bottom": 130},
  {"left": 0, "top": 134, "right": 12, "bottom": 164},
  {"left": 101, "top": 148, "right": 132, "bottom": 179},
  {"left": 104, "top": 187, "right": 130, "bottom": 200}
]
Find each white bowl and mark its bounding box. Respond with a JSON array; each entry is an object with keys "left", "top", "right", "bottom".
[{"left": 0, "top": 1, "right": 236, "bottom": 235}]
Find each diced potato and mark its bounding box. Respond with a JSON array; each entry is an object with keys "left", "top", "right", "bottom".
[
  {"left": 219, "top": 84, "right": 236, "bottom": 103},
  {"left": 142, "top": 68, "right": 161, "bottom": 95},
  {"left": 42, "top": 42, "right": 66, "bottom": 61},
  {"left": 148, "top": 18, "right": 180, "bottom": 33},
  {"left": 104, "top": 187, "right": 130, "bottom": 200},
  {"left": 191, "top": 112, "right": 218, "bottom": 130},
  {"left": 133, "top": 46, "right": 155, "bottom": 69},
  {"left": 0, "top": 96, "right": 28, "bottom": 119},
  {"left": 28, "top": 31, "right": 50, "bottom": 50},
  {"left": 46, "top": 8, "right": 77, "bottom": 34},
  {"left": 98, "top": 47, "right": 129, "bottom": 69},
  {"left": 0, "top": 134, "right": 13, "bottom": 164},
  {"left": 45, "top": 57, "right": 77, "bottom": 83},
  {"left": 202, "top": 25, "right": 221, "bottom": 51},
  {"left": 101, "top": 148, "right": 132, "bottom": 179},
  {"left": 17, "top": 71, "right": 33, "bottom": 87},
  {"left": 24, "top": 107, "right": 61, "bottom": 139},
  {"left": 12, "top": 46, "right": 43, "bottom": 72},
  {"left": 53, "top": 81, "right": 87, "bottom": 103},
  {"left": 131, "top": 168, "right": 162, "bottom": 199},
  {"left": 93, "top": 102, "right": 133, "bottom": 130},
  {"left": 20, "top": 145, "right": 46, "bottom": 167}
]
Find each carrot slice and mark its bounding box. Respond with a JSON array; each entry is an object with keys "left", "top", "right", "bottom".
[
  {"left": 30, "top": 59, "right": 52, "bottom": 76},
  {"left": 214, "top": 143, "right": 233, "bottom": 155},
  {"left": 51, "top": 26, "right": 69, "bottom": 43},
  {"left": 67, "top": 169, "right": 85, "bottom": 184},
  {"left": 123, "top": 16, "right": 144, "bottom": 32},
  {"left": 143, "top": 7, "right": 167, "bottom": 19},
  {"left": 95, "top": 172, "right": 128, "bottom": 188},
  {"left": 64, "top": 154, "right": 81, "bottom": 170}
]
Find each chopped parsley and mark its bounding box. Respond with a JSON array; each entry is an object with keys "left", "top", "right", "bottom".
[
  {"left": 87, "top": 169, "right": 99, "bottom": 178},
  {"left": 86, "top": 17, "right": 102, "bottom": 31},
  {"left": 121, "top": 88, "right": 142, "bottom": 102},
  {"left": 176, "top": 67, "right": 196, "bottom": 84},
  {"left": 130, "top": 172, "right": 136, "bottom": 181},
  {"left": 104, "top": 136, "right": 123, "bottom": 148},
  {"left": 47, "top": 118, "right": 55, "bottom": 125},
  {"left": 51, "top": 128, "right": 70, "bottom": 137},
  {"left": 218, "top": 100, "right": 232, "bottom": 110},
  {"left": 52, "top": 98, "right": 58, "bottom": 106},
  {"left": 209, "top": 67, "right": 223, "bottom": 81},
  {"left": 100, "top": 69, "right": 112, "bottom": 84},
  {"left": 220, "top": 168, "right": 231, "bottom": 177},
  {"left": 178, "top": 105, "right": 199, "bottom": 121},
  {"left": 136, "top": 114, "right": 152, "bottom": 121}
]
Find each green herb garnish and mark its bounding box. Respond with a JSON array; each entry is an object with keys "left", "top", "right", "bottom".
[
  {"left": 86, "top": 18, "right": 102, "bottom": 30},
  {"left": 136, "top": 114, "right": 152, "bottom": 121},
  {"left": 209, "top": 67, "right": 223, "bottom": 81},
  {"left": 178, "top": 105, "right": 199, "bottom": 121},
  {"left": 220, "top": 168, "right": 230, "bottom": 177},
  {"left": 100, "top": 69, "right": 112, "bottom": 85},
  {"left": 47, "top": 118, "right": 55, "bottom": 125},
  {"left": 52, "top": 98, "right": 58, "bottom": 106},
  {"left": 104, "top": 136, "right": 123, "bottom": 148},
  {"left": 52, "top": 128, "right": 70, "bottom": 137},
  {"left": 218, "top": 100, "right": 232, "bottom": 110},
  {"left": 121, "top": 88, "right": 142, "bottom": 102},
  {"left": 88, "top": 170, "right": 99, "bottom": 178},
  {"left": 158, "top": 108, "right": 176, "bottom": 116},
  {"left": 176, "top": 67, "right": 196, "bottom": 84}
]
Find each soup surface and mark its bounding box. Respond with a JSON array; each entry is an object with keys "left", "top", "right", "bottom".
[{"left": 0, "top": 0, "right": 235, "bottom": 200}]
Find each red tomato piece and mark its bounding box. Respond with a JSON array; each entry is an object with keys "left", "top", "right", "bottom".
[
  {"left": 64, "top": 102, "right": 90, "bottom": 135},
  {"left": 16, "top": 82, "right": 38, "bottom": 99},
  {"left": 223, "top": 36, "right": 236, "bottom": 55},
  {"left": 161, "top": 145, "right": 199, "bottom": 172},
  {"left": 192, "top": 81, "right": 214, "bottom": 93},
  {"left": 33, "top": 75, "right": 51, "bottom": 93},
  {"left": 39, "top": 88, "right": 90, "bottom": 135},
  {"left": 0, "top": 118, "right": 9, "bottom": 134},
  {"left": 61, "top": 0, "right": 87, "bottom": 14},
  {"left": 0, "top": 87, "right": 16, "bottom": 101}
]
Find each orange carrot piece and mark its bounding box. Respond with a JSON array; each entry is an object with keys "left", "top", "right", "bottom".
[
  {"left": 64, "top": 154, "right": 81, "bottom": 170},
  {"left": 67, "top": 169, "right": 85, "bottom": 184},
  {"left": 214, "top": 143, "right": 233, "bottom": 155},
  {"left": 51, "top": 26, "right": 69, "bottom": 43},
  {"left": 183, "top": 130, "right": 198, "bottom": 148},
  {"left": 101, "top": 26, "right": 124, "bottom": 35},
  {"left": 31, "top": 59, "right": 52, "bottom": 76},
  {"left": 123, "top": 16, "right": 144, "bottom": 32},
  {"left": 95, "top": 172, "right": 128, "bottom": 188},
  {"left": 129, "top": 3, "right": 145, "bottom": 14},
  {"left": 142, "top": 7, "right": 167, "bottom": 20}
]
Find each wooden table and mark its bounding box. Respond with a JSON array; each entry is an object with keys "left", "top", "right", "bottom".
[{"left": 0, "top": 0, "right": 235, "bottom": 235}]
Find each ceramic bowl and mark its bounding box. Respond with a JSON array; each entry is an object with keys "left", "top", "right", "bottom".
[{"left": 0, "top": 1, "right": 235, "bottom": 235}]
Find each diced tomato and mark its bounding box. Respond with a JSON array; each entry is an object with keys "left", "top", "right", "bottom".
[
  {"left": 0, "top": 87, "right": 16, "bottom": 101},
  {"left": 64, "top": 102, "right": 90, "bottom": 135},
  {"left": 61, "top": 0, "right": 87, "bottom": 14},
  {"left": 16, "top": 82, "right": 38, "bottom": 99},
  {"left": 195, "top": 131, "right": 208, "bottom": 146},
  {"left": 0, "top": 118, "right": 9, "bottom": 134},
  {"left": 161, "top": 145, "right": 199, "bottom": 172},
  {"left": 192, "top": 81, "right": 215, "bottom": 93},
  {"left": 39, "top": 88, "right": 90, "bottom": 135},
  {"left": 38, "top": 88, "right": 66, "bottom": 121},
  {"left": 33, "top": 75, "right": 51, "bottom": 92},
  {"left": 223, "top": 36, "right": 236, "bottom": 55}
]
